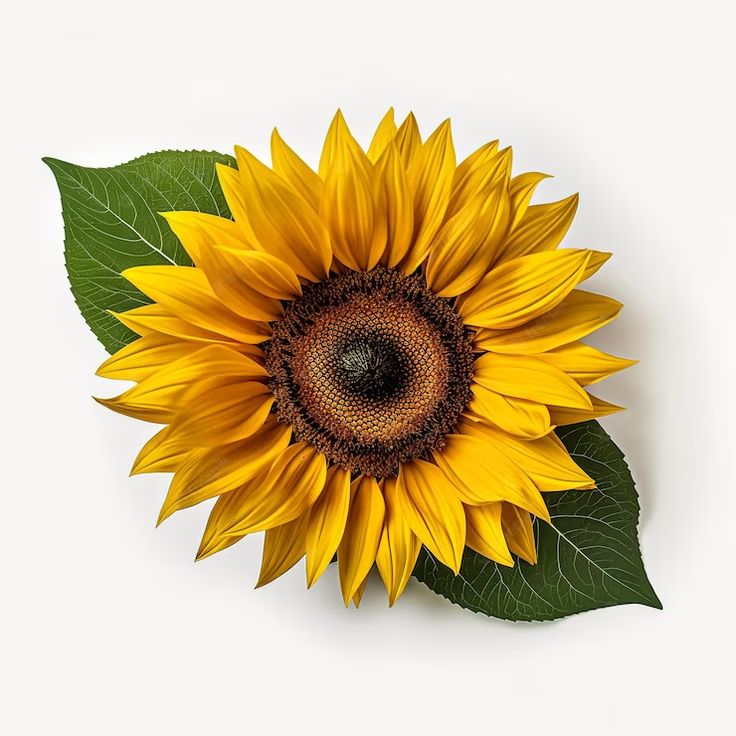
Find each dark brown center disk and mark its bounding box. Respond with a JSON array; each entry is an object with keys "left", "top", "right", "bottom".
[{"left": 264, "top": 267, "right": 475, "bottom": 477}]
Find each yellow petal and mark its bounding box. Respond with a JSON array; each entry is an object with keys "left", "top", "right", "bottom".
[
  {"left": 96, "top": 345, "right": 267, "bottom": 423},
  {"left": 447, "top": 145, "right": 510, "bottom": 219},
  {"left": 256, "top": 512, "right": 310, "bottom": 587},
  {"left": 234, "top": 145, "right": 332, "bottom": 280},
  {"left": 424, "top": 185, "right": 511, "bottom": 297},
  {"left": 367, "top": 108, "right": 397, "bottom": 163},
  {"left": 160, "top": 210, "right": 251, "bottom": 267},
  {"left": 112, "top": 303, "right": 243, "bottom": 346},
  {"left": 338, "top": 476, "right": 385, "bottom": 605},
  {"left": 501, "top": 503, "right": 537, "bottom": 563},
  {"left": 396, "top": 459, "right": 465, "bottom": 573},
  {"left": 457, "top": 249, "right": 592, "bottom": 329},
  {"left": 498, "top": 193, "right": 579, "bottom": 263},
  {"left": 351, "top": 576, "right": 369, "bottom": 608},
  {"left": 548, "top": 393, "right": 624, "bottom": 425},
  {"left": 197, "top": 480, "right": 263, "bottom": 560},
  {"left": 158, "top": 419, "right": 292, "bottom": 522},
  {"left": 131, "top": 426, "right": 190, "bottom": 475},
  {"left": 461, "top": 420, "right": 593, "bottom": 491},
  {"left": 96, "top": 333, "right": 201, "bottom": 382},
  {"left": 533, "top": 341, "right": 637, "bottom": 385},
  {"left": 318, "top": 109, "right": 346, "bottom": 180},
  {"left": 468, "top": 383, "right": 552, "bottom": 439},
  {"left": 582, "top": 250, "right": 611, "bottom": 280},
  {"left": 465, "top": 503, "right": 514, "bottom": 566},
  {"left": 162, "top": 380, "right": 274, "bottom": 451},
  {"left": 375, "top": 477, "right": 422, "bottom": 606},
  {"left": 376, "top": 143, "right": 414, "bottom": 268},
  {"left": 320, "top": 114, "right": 387, "bottom": 270},
  {"left": 215, "top": 163, "right": 260, "bottom": 244},
  {"left": 473, "top": 289, "right": 624, "bottom": 354},
  {"left": 474, "top": 352, "right": 593, "bottom": 409},
  {"left": 122, "top": 266, "right": 270, "bottom": 344},
  {"left": 305, "top": 465, "right": 351, "bottom": 587},
  {"left": 394, "top": 112, "right": 422, "bottom": 168},
  {"left": 432, "top": 434, "right": 550, "bottom": 520},
  {"left": 453, "top": 141, "right": 499, "bottom": 182},
  {"left": 508, "top": 172, "right": 550, "bottom": 229},
  {"left": 189, "top": 245, "right": 284, "bottom": 322},
  {"left": 220, "top": 442, "right": 327, "bottom": 537},
  {"left": 215, "top": 247, "right": 301, "bottom": 300},
  {"left": 270, "top": 128, "right": 323, "bottom": 211},
  {"left": 401, "top": 120, "right": 456, "bottom": 273}
]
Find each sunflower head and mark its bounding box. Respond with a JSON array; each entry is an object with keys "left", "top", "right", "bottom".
[{"left": 97, "top": 109, "right": 634, "bottom": 606}]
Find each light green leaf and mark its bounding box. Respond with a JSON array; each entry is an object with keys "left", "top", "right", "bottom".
[
  {"left": 45, "top": 150, "right": 236, "bottom": 353},
  {"left": 413, "top": 420, "right": 661, "bottom": 621}
]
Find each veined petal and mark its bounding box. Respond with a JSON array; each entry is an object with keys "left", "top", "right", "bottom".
[
  {"left": 465, "top": 503, "right": 514, "bottom": 566},
  {"left": 473, "top": 289, "right": 624, "bottom": 354},
  {"left": 162, "top": 379, "right": 274, "bottom": 451},
  {"left": 351, "top": 577, "right": 369, "bottom": 608},
  {"left": 533, "top": 341, "right": 637, "bottom": 385},
  {"left": 582, "top": 251, "right": 611, "bottom": 280},
  {"left": 214, "top": 247, "right": 301, "bottom": 300},
  {"left": 501, "top": 503, "right": 537, "bottom": 563},
  {"left": 187, "top": 245, "right": 284, "bottom": 322},
  {"left": 474, "top": 353, "right": 593, "bottom": 409},
  {"left": 158, "top": 419, "right": 292, "bottom": 522},
  {"left": 338, "top": 476, "right": 385, "bottom": 605},
  {"left": 457, "top": 249, "right": 592, "bottom": 329},
  {"left": 468, "top": 383, "right": 552, "bottom": 439},
  {"left": 461, "top": 420, "right": 593, "bottom": 491},
  {"left": 367, "top": 108, "right": 398, "bottom": 163},
  {"left": 320, "top": 114, "right": 387, "bottom": 270},
  {"left": 131, "top": 426, "right": 190, "bottom": 475},
  {"left": 376, "top": 477, "right": 422, "bottom": 606},
  {"left": 508, "top": 172, "right": 550, "bottom": 229},
  {"left": 112, "top": 303, "right": 244, "bottom": 347},
  {"left": 401, "top": 120, "right": 456, "bottom": 273},
  {"left": 396, "top": 459, "right": 465, "bottom": 573},
  {"left": 425, "top": 184, "right": 511, "bottom": 297},
  {"left": 394, "top": 112, "right": 422, "bottom": 168},
  {"left": 234, "top": 145, "right": 332, "bottom": 280},
  {"left": 376, "top": 143, "right": 414, "bottom": 268},
  {"left": 447, "top": 146, "right": 510, "bottom": 220},
  {"left": 215, "top": 163, "right": 260, "bottom": 244},
  {"left": 160, "top": 210, "right": 251, "bottom": 267},
  {"left": 449, "top": 141, "right": 501, "bottom": 214},
  {"left": 305, "top": 465, "right": 351, "bottom": 587},
  {"left": 271, "top": 128, "right": 322, "bottom": 211},
  {"left": 318, "top": 109, "right": 345, "bottom": 180},
  {"left": 96, "top": 333, "right": 201, "bottom": 382},
  {"left": 433, "top": 433, "right": 550, "bottom": 520},
  {"left": 196, "top": 475, "right": 263, "bottom": 560},
  {"left": 498, "top": 193, "right": 579, "bottom": 263},
  {"left": 548, "top": 393, "right": 624, "bottom": 425},
  {"left": 95, "top": 345, "right": 268, "bottom": 423},
  {"left": 220, "top": 442, "right": 327, "bottom": 537},
  {"left": 122, "top": 266, "right": 270, "bottom": 344},
  {"left": 256, "top": 512, "right": 310, "bottom": 587}
]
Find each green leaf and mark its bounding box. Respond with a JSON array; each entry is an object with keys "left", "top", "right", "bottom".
[
  {"left": 413, "top": 420, "right": 661, "bottom": 621},
  {"left": 45, "top": 150, "right": 236, "bottom": 354}
]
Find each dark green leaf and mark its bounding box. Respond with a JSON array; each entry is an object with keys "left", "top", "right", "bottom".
[
  {"left": 414, "top": 420, "right": 660, "bottom": 621},
  {"left": 45, "top": 150, "right": 235, "bottom": 353}
]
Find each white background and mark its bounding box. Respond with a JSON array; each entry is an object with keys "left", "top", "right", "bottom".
[{"left": 6, "top": 1, "right": 735, "bottom": 734}]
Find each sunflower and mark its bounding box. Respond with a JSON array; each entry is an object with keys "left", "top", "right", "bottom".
[{"left": 96, "top": 109, "right": 634, "bottom": 606}]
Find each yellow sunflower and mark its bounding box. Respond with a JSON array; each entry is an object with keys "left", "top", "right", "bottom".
[{"left": 96, "top": 109, "right": 634, "bottom": 606}]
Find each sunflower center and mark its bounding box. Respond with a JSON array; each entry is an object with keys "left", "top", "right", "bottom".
[
  {"left": 264, "top": 266, "right": 475, "bottom": 477},
  {"left": 336, "top": 332, "right": 407, "bottom": 400}
]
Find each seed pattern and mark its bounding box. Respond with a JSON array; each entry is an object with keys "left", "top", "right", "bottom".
[{"left": 265, "top": 267, "right": 475, "bottom": 477}]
